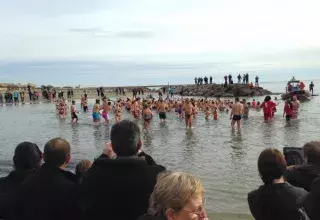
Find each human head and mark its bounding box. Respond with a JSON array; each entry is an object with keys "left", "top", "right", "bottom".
[
  {"left": 264, "top": 96, "right": 271, "bottom": 102},
  {"left": 235, "top": 97, "right": 239, "bottom": 102},
  {"left": 96, "top": 99, "right": 100, "bottom": 104},
  {"left": 110, "top": 120, "right": 141, "bottom": 156},
  {"left": 75, "top": 159, "right": 92, "bottom": 180},
  {"left": 303, "top": 141, "right": 320, "bottom": 164},
  {"left": 43, "top": 138, "right": 71, "bottom": 169},
  {"left": 72, "top": 100, "right": 75, "bottom": 104},
  {"left": 148, "top": 172, "right": 206, "bottom": 220},
  {"left": 258, "top": 148, "right": 287, "bottom": 184},
  {"left": 292, "top": 96, "right": 297, "bottom": 101},
  {"left": 13, "top": 142, "right": 42, "bottom": 171}
]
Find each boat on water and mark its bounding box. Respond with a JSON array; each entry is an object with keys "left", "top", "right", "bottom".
[{"left": 281, "top": 78, "right": 311, "bottom": 101}]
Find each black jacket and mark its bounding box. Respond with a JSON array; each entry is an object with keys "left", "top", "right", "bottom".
[
  {"left": 14, "top": 164, "right": 79, "bottom": 220},
  {"left": 301, "top": 177, "right": 320, "bottom": 220},
  {"left": 79, "top": 152, "right": 166, "bottom": 220},
  {"left": 0, "top": 170, "right": 35, "bottom": 219},
  {"left": 248, "top": 182, "right": 307, "bottom": 220},
  {"left": 286, "top": 163, "right": 320, "bottom": 191},
  {"left": 138, "top": 213, "right": 167, "bottom": 220}
]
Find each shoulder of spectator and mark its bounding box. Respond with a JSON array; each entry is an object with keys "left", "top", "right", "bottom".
[{"left": 97, "top": 154, "right": 110, "bottom": 159}]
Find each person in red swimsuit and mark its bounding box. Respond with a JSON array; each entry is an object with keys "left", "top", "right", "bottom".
[
  {"left": 260, "top": 96, "right": 275, "bottom": 121},
  {"left": 283, "top": 100, "right": 294, "bottom": 121}
]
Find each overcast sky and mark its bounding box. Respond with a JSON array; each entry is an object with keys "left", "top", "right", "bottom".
[{"left": 0, "top": 0, "right": 320, "bottom": 85}]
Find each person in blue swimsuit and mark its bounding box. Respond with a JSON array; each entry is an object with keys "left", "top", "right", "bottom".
[{"left": 92, "top": 99, "right": 101, "bottom": 125}]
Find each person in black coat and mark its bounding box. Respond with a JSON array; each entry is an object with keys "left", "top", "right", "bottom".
[
  {"left": 301, "top": 177, "right": 320, "bottom": 220},
  {"left": 79, "top": 120, "right": 166, "bottom": 220},
  {"left": 286, "top": 141, "right": 320, "bottom": 191},
  {"left": 14, "top": 138, "right": 79, "bottom": 220},
  {"left": 248, "top": 148, "right": 307, "bottom": 220},
  {"left": 0, "top": 142, "right": 42, "bottom": 219}
]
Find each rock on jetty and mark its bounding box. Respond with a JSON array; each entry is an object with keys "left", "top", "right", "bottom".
[{"left": 174, "top": 84, "right": 272, "bottom": 97}]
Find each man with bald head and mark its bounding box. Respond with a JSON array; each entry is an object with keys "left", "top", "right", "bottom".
[{"left": 15, "top": 138, "right": 79, "bottom": 220}]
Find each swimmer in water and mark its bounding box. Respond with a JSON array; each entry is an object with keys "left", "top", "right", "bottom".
[
  {"left": 92, "top": 99, "right": 101, "bottom": 125},
  {"left": 157, "top": 99, "right": 167, "bottom": 124},
  {"left": 83, "top": 94, "right": 88, "bottom": 112},
  {"left": 133, "top": 98, "right": 140, "bottom": 119},
  {"left": 242, "top": 99, "right": 249, "bottom": 120},
  {"left": 71, "top": 100, "right": 79, "bottom": 124},
  {"left": 283, "top": 99, "right": 294, "bottom": 121},
  {"left": 230, "top": 97, "right": 244, "bottom": 131},
  {"left": 102, "top": 98, "right": 111, "bottom": 125},
  {"left": 260, "top": 96, "right": 275, "bottom": 122},
  {"left": 204, "top": 106, "right": 211, "bottom": 120},
  {"left": 115, "top": 100, "right": 122, "bottom": 123},
  {"left": 58, "top": 102, "right": 64, "bottom": 118},
  {"left": 183, "top": 98, "right": 194, "bottom": 129},
  {"left": 142, "top": 104, "right": 153, "bottom": 128},
  {"left": 251, "top": 99, "right": 257, "bottom": 108},
  {"left": 213, "top": 107, "right": 219, "bottom": 120}
]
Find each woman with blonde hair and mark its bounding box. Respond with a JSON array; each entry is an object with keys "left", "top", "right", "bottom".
[{"left": 138, "top": 172, "right": 208, "bottom": 220}]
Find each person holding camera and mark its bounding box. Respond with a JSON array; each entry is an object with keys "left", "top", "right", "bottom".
[
  {"left": 286, "top": 141, "right": 320, "bottom": 192},
  {"left": 248, "top": 148, "right": 307, "bottom": 220}
]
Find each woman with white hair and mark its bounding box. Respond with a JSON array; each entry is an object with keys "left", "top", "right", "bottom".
[{"left": 138, "top": 172, "right": 208, "bottom": 220}]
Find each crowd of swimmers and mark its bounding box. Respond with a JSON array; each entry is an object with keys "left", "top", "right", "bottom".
[
  {"left": 54, "top": 90, "right": 301, "bottom": 133},
  {"left": 1, "top": 120, "right": 320, "bottom": 220}
]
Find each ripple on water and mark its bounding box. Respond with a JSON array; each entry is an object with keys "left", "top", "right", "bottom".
[{"left": 0, "top": 98, "right": 320, "bottom": 214}]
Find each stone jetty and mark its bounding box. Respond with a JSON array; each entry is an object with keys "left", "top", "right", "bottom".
[{"left": 173, "top": 84, "right": 272, "bottom": 97}]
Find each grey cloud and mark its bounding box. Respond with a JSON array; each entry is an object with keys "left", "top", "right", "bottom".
[
  {"left": 69, "top": 28, "right": 108, "bottom": 34},
  {"left": 69, "top": 28, "right": 154, "bottom": 39},
  {"left": 116, "top": 31, "right": 153, "bottom": 38}
]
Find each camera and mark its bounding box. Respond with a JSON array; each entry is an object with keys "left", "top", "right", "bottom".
[{"left": 283, "top": 147, "right": 304, "bottom": 166}]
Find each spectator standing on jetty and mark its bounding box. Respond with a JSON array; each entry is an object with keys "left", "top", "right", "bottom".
[
  {"left": 242, "top": 74, "right": 246, "bottom": 84},
  {"left": 210, "top": 76, "right": 213, "bottom": 84},
  {"left": 79, "top": 120, "right": 166, "bottom": 220},
  {"left": 138, "top": 172, "right": 208, "bottom": 220},
  {"left": 246, "top": 73, "right": 249, "bottom": 84},
  {"left": 228, "top": 74, "right": 232, "bottom": 84},
  {"left": 15, "top": 138, "right": 79, "bottom": 220},
  {"left": 286, "top": 141, "right": 320, "bottom": 191},
  {"left": 0, "top": 142, "right": 42, "bottom": 219},
  {"left": 204, "top": 76, "right": 208, "bottom": 84},
  {"left": 255, "top": 75, "right": 260, "bottom": 87},
  {"left": 96, "top": 87, "right": 100, "bottom": 96},
  {"left": 237, "top": 74, "right": 242, "bottom": 83},
  {"left": 248, "top": 148, "right": 307, "bottom": 220},
  {"left": 194, "top": 77, "right": 198, "bottom": 84}
]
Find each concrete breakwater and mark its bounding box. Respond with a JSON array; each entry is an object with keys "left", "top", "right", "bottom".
[{"left": 173, "top": 84, "right": 272, "bottom": 97}]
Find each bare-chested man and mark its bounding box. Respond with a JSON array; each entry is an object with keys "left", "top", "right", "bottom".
[
  {"left": 242, "top": 99, "right": 249, "bottom": 120},
  {"left": 292, "top": 95, "right": 300, "bottom": 119},
  {"left": 157, "top": 99, "right": 167, "bottom": 123},
  {"left": 92, "top": 99, "right": 101, "bottom": 125},
  {"left": 183, "top": 98, "right": 194, "bottom": 128},
  {"left": 115, "top": 100, "right": 122, "bottom": 123},
  {"left": 230, "top": 97, "right": 244, "bottom": 131},
  {"left": 102, "top": 98, "right": 111, "bottom": 124}
]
